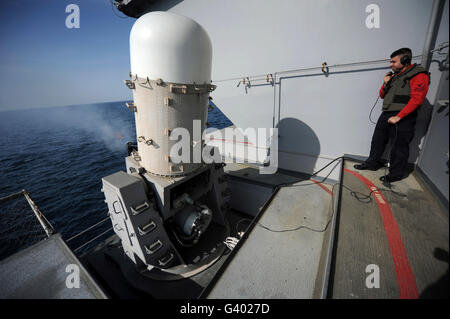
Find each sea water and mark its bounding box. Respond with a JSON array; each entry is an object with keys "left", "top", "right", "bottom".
[{"left": 0, "top": 101, "right": 232, "bottom": 256}]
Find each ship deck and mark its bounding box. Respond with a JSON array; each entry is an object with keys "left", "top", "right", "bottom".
[
  {"left": 330, "top": 159, "right": 448, "bottom": 298},
  {"left": 0, "top": 160, "right": 447, "bottom": 299},
  {"left": 206, "top": 162, "right": 335, "bottom": 298},
  {"left": 205, "top": 159, "right": 448, "bottom": 299},
  {"left": 0, "top": 234, "right": 107, "bottom": 299}
]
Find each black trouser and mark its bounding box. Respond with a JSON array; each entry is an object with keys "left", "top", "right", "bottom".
[{"left": 366, "top": 111, "right": 417, "bottom": 178}]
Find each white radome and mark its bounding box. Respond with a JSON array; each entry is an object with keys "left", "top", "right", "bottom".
[
  {"left": 129, "top": 11, "right": 214, "bottom": 176},
  {"left": 130, "top": 11, "right": 213, "bottom": 84}
]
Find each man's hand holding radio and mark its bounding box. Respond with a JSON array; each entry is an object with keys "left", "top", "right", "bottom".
[{"left": 384, "top": 72, "right": 394, "bottom": 84}]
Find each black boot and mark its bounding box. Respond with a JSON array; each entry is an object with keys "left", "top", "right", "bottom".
[
  {"left": 379, "top": 175, "right": 403, "bottom": 183},
  {"left": 354, "top": 162, "right": 382, "bottom": 171}
]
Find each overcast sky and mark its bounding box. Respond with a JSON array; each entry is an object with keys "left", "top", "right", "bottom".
[{"left": 0, "top": 0, "right": 136, "bottom": 111}]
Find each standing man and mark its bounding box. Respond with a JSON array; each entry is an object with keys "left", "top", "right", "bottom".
[{"left": 354, "top": 48, "right": 430, "bottom": 183}]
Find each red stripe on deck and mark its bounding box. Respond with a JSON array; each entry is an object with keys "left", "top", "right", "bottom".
[
  {"left": 312, "top": 179, "right": 333, "bottom": 196},
  {"left": 344, "top": 168, "right": 418, "bottom": 299}
]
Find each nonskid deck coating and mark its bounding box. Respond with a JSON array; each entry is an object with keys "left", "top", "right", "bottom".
[
  {"left": 330, "top": 160, "right": 449, "bottom": 298},
  {"left": 208, "top": 177, "right": 334, "bottom": 298}
]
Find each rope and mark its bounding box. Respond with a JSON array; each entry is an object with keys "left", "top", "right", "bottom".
[
  {"left": 66, "top": 216, "right": 111, "bottom": 242},
  {"left": 72, "top": 227, "right": 114, "bottom": 253}
]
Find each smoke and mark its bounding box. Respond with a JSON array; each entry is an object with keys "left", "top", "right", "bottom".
[
  {"left": 66, "top": 102, "right": 135, "bottom": 153},
  {"left": 17, "top": 102, "right": 135, "bottom": 154}
]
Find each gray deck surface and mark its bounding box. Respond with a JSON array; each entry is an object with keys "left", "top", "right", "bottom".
[
  {"left": 331, "top": 160, "right": 449, "bottom": 298},
  {"left": 208, "top": 177, "right": 334, "bottom": 298},
  {"left": 3, "top": 159, "right": 446, "bottom": 299},
  {"left": 0, "top": 233, "right": 107, "bottom": 299}
]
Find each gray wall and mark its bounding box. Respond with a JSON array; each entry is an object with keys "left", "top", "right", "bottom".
[
  {"left": 417, "top": 69, "right": 449, "bottom": 202},
  {"left": 417, "top": 0, "right": 449, "bottom": 203},
  {"left": 162, "top": 0, "right": 448, "bottom": 182}
]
